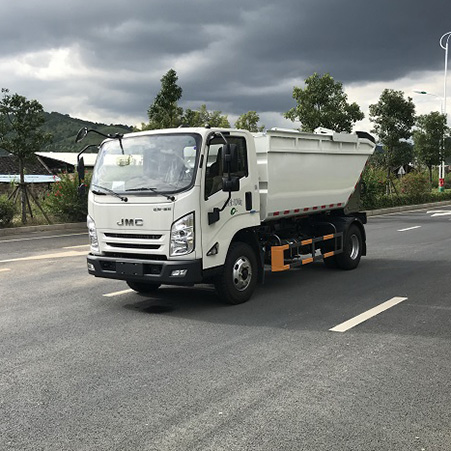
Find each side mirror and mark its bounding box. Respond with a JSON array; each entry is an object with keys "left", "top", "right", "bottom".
[
  {"left": 208, "top": 208, "right": 220, "bottom": 225},
  {"left": 77, "top": 156, "right": 86, "bottom": 197},
  {"left": 222, "top": 144, "right": 238, "bottom": 174},
  {"left": 77, "top": 156, "right": 85, "bottom": 182},
  {"left": 222, "top": 176, "right": 240, "bottom": 192},
  {"left": 75, "top": 127, "right": 89, "bottom": 143}
]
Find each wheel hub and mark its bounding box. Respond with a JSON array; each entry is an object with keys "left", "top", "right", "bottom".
[
  {"left": 232, "top": 256, "right": 253, "bottom": 291},
  {"left": 349, "top": 234, "right": 360, "bottom": 260}
]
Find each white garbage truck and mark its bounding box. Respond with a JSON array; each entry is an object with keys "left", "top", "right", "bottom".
[{"left": 76, "top": 126, "right": 375, "bottom": 304}]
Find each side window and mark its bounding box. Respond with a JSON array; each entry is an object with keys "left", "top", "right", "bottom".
[{"left": 205, "top": 136, "right": 248, "bottom": 198}]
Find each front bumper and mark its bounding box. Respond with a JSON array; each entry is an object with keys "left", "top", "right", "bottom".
[{"left": 87, "top": 254, "right": 203, "bottom": 285}]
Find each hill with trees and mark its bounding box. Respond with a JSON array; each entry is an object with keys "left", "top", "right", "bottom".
[{"left": 41, "top": 112, "right": 133, "bottom": 153}]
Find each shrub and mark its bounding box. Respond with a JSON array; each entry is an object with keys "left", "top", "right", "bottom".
[
  {"left": 363, "top": 189, "right": 451, "bottom": 210},
  {"left": 361, "top": 166, "right": 387, "bottom": 209},
  {"left": 445, "top": 172, "right": 451, "bottom": 190},
  {"left": 361, "top": 167, "right": 451, "bottom": 210},
  {"left": 44, "top": 173, "right": 90, "bottom": 222},
  {"left": 400, "top": 172, "right": 430, "bottom": 197},
  {"left": 0, "top": 195, "right": 16, "bottom": 227}
]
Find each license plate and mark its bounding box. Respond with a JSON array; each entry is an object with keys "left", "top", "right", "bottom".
[{"left": 117, "top": 262, "right": 143, "bottom": 276}]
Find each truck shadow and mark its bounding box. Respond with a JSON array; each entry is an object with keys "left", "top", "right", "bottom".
[
  {"left": 122, "top": 261, "right": 356, "bottom": 319},
  {"left": 120, "top": 255, "right": 450, "bottom": 340},
  {"left": 122, "top": 284, "right": 224, "bottom": 314}
]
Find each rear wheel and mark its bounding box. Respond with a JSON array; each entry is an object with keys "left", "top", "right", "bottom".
[
  {"left": 126, "top": 281, "right": 161, "bottom": 294},
  {"left": 215, "top": 242, "right": 258, "bottom": 305},
  {"left": 335, "top": 224, "right": 362, "bottom": 270}
]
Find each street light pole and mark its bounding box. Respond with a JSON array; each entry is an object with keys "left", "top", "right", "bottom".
[
  {"left": 413, "top": 89, "right": 446, "bottom": 190},
  {"left": 438, "top": 32, "right": 451, "bottom": 192},
  {"left": 439, "top": 32, "right": 450, "bottom": 117},
  {"left": 413, "top": 90, "right": 443, "bottom": 113}
]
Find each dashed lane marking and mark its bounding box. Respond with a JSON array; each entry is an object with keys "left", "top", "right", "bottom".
[
  {"left": 0, "top": 268, "right": 11, "bottom": 273},
  {"left": 330, "top": 296, "right": 408, "bottom": 333},
  {"left": 397, "top": 226, "right": 421, "bottom": 232},
  {"left": 103, "top": 289, "right": 134, "bottom": 297}
]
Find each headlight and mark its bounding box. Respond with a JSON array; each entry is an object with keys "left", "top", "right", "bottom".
[
  {"left": 170, "top": 212, "right": 194, "bottom": 256},
  {"left": 87, "top": 215, "right": 100, "bottom": 253}
]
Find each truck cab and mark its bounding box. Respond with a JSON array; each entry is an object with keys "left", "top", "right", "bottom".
[{"left": 85, "top": 128, "right": 260, "bottom": 299}]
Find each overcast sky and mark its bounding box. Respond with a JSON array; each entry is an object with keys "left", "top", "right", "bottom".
[{"left": 1, "top": 0, "right": 450, "bottom": 132}]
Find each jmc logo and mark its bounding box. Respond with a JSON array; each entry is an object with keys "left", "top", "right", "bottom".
[{"left": 117, "top": 218, "right": 144, "bottom": 226}]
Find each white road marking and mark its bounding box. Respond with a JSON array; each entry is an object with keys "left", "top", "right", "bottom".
[
  {"left": 0, "top": 250, "right": 87, "bottom": 264},
  {"left": 432, "top": 212, "right": 451, "bottom": 217},
  {"left": 397, "top": 226, "right": 421, "bottom": 232},
  {"left": 427, "top": 210, "right": 451, "bottom": 217},
  {"left": 0, "top": 268, "right": 11, "bottom": 273},
  {"left": 103, "top": 289, "right": 134, "bottom": 297},
  {"left": 63, "top": 244, "right": 90, "bottom": 249},
  {"left": 329, "top": 296, "right": 408, "bottom": 333},
  {"left": 0, "top": 232, "right": 87, "bottom": 243}
]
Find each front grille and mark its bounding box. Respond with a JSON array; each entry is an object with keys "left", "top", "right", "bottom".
[
  {"left": 106, "top": 243, "right": 160, "bottom": 250},
  {"left": 102, "top": 230, "right": 166, "bottom": 259},
  {"left": 103, "top": 252, "right": 167, "bottom": 261},
  {"left": 104, "top": 233, "right": 162, "bottom": 240}
]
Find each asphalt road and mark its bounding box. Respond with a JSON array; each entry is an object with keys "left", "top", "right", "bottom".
[{"left": 1, "top": 207, "right": 451, "bottom": 451}]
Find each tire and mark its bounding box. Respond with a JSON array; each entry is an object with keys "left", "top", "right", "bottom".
[
  {"left": 335, "top": 224, "right": 363, "bottom": 270},
  {"left": 126, "top": 281, "right": 161, "bottom": 294},
  {"left": 215, "top": 242, "right": 258, "bottom": 305}
]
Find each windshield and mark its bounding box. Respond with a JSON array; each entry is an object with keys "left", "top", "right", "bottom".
[{"left": 91, "top": 133, "right": 201, "bottom": 194}]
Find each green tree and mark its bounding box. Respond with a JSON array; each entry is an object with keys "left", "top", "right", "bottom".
[
  {"left": 369, "top": 89, "right": 416, "bottom": 193},
  {"left": 182, "top": 104, "right": 230, "bottom": 128},
  {"left": 146, "top": 69, "right": 183, "bottom": 129},
  {"left": 0, "top": 88, "right": 52, "bottom": 223},
  {"left": 413, "top": 111, "right": 450, "bottom": 184},
  {"left": 182, "top": 108, "right": 202, "bottom": 127},
  {"left": 284, "top": 73, "right": 364, "bottom": 132},
  {"left": 235, "top": 111, "right": 265, "bottom": 132}
]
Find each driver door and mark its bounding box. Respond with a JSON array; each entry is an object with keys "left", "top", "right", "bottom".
[{"left": 201, "top": 134, "right": 255, "bottom": 270}]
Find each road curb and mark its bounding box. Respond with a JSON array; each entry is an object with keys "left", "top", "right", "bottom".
[
  {"left": 366, "top": 200, "right": 451, "bottom": 217},
  {"left": 0, "top": 222, "right": 86, "bottom": 237}
]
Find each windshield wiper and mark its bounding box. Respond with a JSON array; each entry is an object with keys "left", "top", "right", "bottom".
[
  {"left": 125, "top": 187, "right": 175, "bottom": 202},
  {"left": 92, "top": 184, "right": 128, "bottom": 202}
]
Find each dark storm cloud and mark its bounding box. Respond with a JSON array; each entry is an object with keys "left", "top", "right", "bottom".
[
  {"left": 1, "top": 0, "right": 449, "bottom": 123},
  {"left": 235, "top": 0, "right": 449, "bottom": 82}
]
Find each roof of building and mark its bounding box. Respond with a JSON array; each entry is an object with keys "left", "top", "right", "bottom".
[
  {"left": 0, "top": 151, "right": 94, "bottom": 183},
  {"left": 0, "top": 155, "right": 48, "bottom": 176},
  {"left": 35, "top": 152, "right": 98, "bottom": 167}
]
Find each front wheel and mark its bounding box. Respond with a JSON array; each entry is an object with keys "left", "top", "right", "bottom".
[
  {"left": 126, "top": 281, "right": 161, "bottom": 294},
  {"left": 335, "top": 224, "right": 363, "bottom": 270},
  {"left": 215, "top": 242, "right": 258, "bottom": 305}
]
